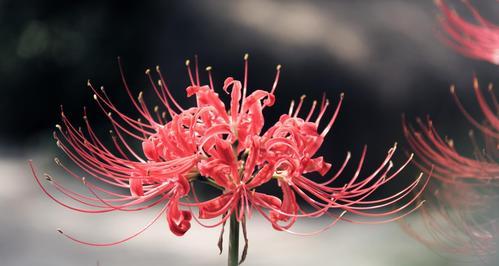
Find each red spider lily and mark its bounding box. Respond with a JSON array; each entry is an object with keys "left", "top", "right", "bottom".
[
  {"left": 29, "top": 55, "right": 427, "bottom": 259},
  {"left": 402, "top": 78, "right": 499, "bottom": 258},
  {"left": 403, "top": 78, "right": 499, "bottom": 185},
  {"left": 400, "top": 183, "right": 498, "bottom": 257},
  {"left": 436, "top": 0, "right": 499, "bottom": 65}
]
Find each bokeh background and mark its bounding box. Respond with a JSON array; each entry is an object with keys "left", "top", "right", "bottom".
[{"left": 0, "top": 0, "right": 498, "bottom": 265}]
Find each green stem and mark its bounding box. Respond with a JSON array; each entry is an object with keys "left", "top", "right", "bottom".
[{"left": 228, "top": 212, "right": 240, "bottom": 266}]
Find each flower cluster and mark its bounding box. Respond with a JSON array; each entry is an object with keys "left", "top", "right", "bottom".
[
  {"left": 30, "top": 56, "right": 426, "bottom": 252},
  {"left": 403, "top": 78, "right": 499, "bottom": 185},
  {"left": 436, "top": 0, "right": 499, "bottom": 65},
  {"left": 403, "top": 78, "right": 498, "bottom": 257},
  {"left": 415, "top": 2, "right": 499, "bottom": 256},
  {"left": 400, "top": 182, "right": 497, "bottom": 257}
]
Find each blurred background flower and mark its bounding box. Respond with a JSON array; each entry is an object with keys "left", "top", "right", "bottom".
[
  {"left": 436, "top": 0, "right": 499, "bottom": 65},
  {"left": 0, "top": 0, "right": 498, "bottom": 265}
]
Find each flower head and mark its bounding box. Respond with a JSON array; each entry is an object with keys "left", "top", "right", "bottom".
[
  {"left": 400, "top": 183, "right": 497, "bottom": 257},
  {"left": 30, "top": 55, "right": 426, "bottom": 252},
  {"left": 402, "top": 78, "right": 499, "bottom": 258},
  {"left": 436, "top": 0, "right": 499, "bottom": 65},
  {"left": 403, "top": 78, "right": 499, "bottom": 185}
]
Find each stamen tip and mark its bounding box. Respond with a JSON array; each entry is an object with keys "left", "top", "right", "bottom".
[
  {"left": 473, "top": 77, "right": 479, "bottom": 89},
  {"left": 44, "top": 173, "right": 52, "bottom": 182},
  {"left": 185, "top": 59, "right": 190, "bottom": 66},
  {"left": 276, "top": 64, "right": 281, "bottom": 70},
  {"left": 449, "top": 84, "right": 455, "bottom": 93},
  {"left": 145, "top": 68, "right": 151, "bottom": 75},
  {"left": 447, "top": 138, "right": 454, "bottom": 147},
  {"left": 205, "top": 66, "right": 212, "bottom": 71},
  {"left": 156, "top": 65, "right": 160, "bottom": 72},
  {"left": 57, "top": 228, "right": 63, "bottom": 234},
  {"left": 244, "top": 53, "right": 249, "bottom": 61}
]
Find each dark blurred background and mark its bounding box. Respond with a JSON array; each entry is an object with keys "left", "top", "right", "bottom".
[{"left": 0, "top": 0, "right": 497, "bottom": 265}]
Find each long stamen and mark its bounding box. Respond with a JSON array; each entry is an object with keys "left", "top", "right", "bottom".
[
  {"left": 315, "top": 99, "right": 330, "bottom": 125},
  {"left": 288, "top": 100, "right": 295, "bottom": 116},
  {"left": 321, "top": 93, "right": 344, "bottom": 137},
  {"left": 57, "top": 202, "right": 170, "bottom": 246},
  {"left": 305, "top": 100, "right": 318, "bottom": 122},
  {"left": 206, "top": 66, "right": 214, "bottom": 90},
  {"left": 271, "top": 64, "right": 281, "bottom": 95},
  {"left": 156, "top": 65, "right": 185, "bottom": 112},
  {"left": 194, "top": 55, "right": 200, "bottom": 86},
  {"left": 185, "top": 59, "right": 195, "bottom": 86},
  {"left": 293, "top": 95, "right": 306, "bottom": 117},
  {"left": 242, "top": 53, "right": 249, "bottom": 108}
]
